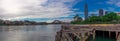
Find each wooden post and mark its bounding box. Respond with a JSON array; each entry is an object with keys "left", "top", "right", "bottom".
[
  {"left": 102, "top": 31, "right": 104, "bottom": 41},
  {"left": 109, "top": 31, "right": 111, "bottom": 38},
  {"left": 116, "top": 32, "right": 118, "bottom": 39},
  {"left": 117, "top": 33, "right": 120, "bottom": 41},
  {"left": 93, "top": 30, "right": 95, "bottom": 41}
]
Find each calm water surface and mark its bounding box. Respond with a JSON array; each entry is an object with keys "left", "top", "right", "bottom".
[{"left": 0, "top": 24, "right": 61, "bottom": 41}]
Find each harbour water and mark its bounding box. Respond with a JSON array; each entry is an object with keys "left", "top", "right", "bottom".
[
  {"left": 0, "top": 25, "right": 61, "bottom": 41},
  {"left": 0, "top": 24, "right": 116, "bottom": 41}
]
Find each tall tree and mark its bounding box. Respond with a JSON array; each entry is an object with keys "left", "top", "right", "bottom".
[{"left": 104, "top": 12, "right": 118, "bottom": 21}]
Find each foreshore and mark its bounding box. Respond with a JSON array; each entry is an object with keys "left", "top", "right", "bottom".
[{"left": 55, "top": 24, "right": 120, "bottom": 41}]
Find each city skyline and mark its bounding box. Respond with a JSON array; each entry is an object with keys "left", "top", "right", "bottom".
[{"left": 0, "top": 0, "right": 120, "bottom": 22}]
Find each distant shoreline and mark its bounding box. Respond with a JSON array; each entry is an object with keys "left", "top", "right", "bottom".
[{"left": 0, "top": 23, "right": 66, "bottom": 26}]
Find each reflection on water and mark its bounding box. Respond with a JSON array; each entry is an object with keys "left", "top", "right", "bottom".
[{"left": 0, "top": 25, "right": 61, "bottom": 41}]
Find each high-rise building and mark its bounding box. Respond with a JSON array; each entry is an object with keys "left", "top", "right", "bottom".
[
  {"left": 99, "top": 9, "right": 104, "bottom": 16},
  {"left": 105, "top": 11, "right": 108, "bottom": 14},
  {"left": 117, "top": 13, "right": 120, "bottom": 16},
  {"left": 84, "top": 4, "right": 88, "bottom": 19}
]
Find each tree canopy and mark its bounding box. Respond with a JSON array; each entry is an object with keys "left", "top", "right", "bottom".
[
  {"left": 71, "top": 12, "right": 120, "bottom": 24},
  {"left": 86, "top": 12, "right": 119, "bottom": 22}
]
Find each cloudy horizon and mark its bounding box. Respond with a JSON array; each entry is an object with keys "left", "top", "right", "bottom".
[
  {"left": 0, "top": 0, "right": 81, "bottom": 22},
  {"left": 0, "top": 0, "right": 120, "bottom": 22}
]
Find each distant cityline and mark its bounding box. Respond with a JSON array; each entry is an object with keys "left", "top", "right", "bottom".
[
  {"left": 73, "top": 3, "right": 120, "bottom": 23},
  {"left": 84, "top": 4, "right": 109, "bottom": 19},
  {"left": 0, "top": 20, "right": 69, "bottom": 25}
]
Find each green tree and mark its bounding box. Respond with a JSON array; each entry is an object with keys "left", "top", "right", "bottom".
[
  {"left": 117, "top": 16, "right": 120, "bottom": 21},
  {"left": 86, "top": 12, "right": 118, "bottom": 22},
  {"left": 74, "top": 14, "right": 83, "bottom": 22},
  {"left": 71, "top": 12, "right": 120, "bottom": 24},
  {"left": 87, "top": 16, "right": 101, "bottom": 22},
  {"left": 104, "top": 12, "right": 118, "bottom": 21}
]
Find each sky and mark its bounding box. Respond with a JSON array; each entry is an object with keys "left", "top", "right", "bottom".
[{"left": 0, "top": 0, "right": 120, "bottom": 22}]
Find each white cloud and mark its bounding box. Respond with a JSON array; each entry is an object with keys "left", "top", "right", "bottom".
[
  {"left": 107, "top": 0, "right": 120, "bottom": 7},
  {"left": 107, "top": 7, "right": 115, "bottom": 11},
  {"left": 0, "top": 0, "right": 79, "bottom": 21},
  {"left": 116, "top": 2, "right": 120, "bottom": 7}
]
